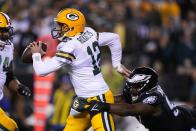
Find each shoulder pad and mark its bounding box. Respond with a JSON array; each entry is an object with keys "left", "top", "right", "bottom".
[{"left": 55, "top": 41, "right": 76, "bottom": 63}]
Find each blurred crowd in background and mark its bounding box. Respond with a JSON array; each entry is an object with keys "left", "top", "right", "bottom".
[{"left": 0, "top": 0, "right": 196, "bottom": 131}]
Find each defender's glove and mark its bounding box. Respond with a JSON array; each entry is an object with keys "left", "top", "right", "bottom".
[
  {"left": 72, "top": 96, "right": 89, "bottom": 112},
  {"left": 88, "top": 101, "right": 110, "bottom": 117},
  {"left": 17, "top": 84, "right": 31, "bottom": 97},
  {"left": 70, "top": 96, "right": 89, "bottom": 116},
  {"left": 122, "top": 84, "right": 132, "bottom": 103}
]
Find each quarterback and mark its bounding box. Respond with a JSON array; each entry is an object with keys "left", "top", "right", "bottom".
[
  {"left": 29, "top": 8, "right": 130, "bottom": 131},
  {"left": 0, "top": 12, "right": 31, "bottom": 131}
]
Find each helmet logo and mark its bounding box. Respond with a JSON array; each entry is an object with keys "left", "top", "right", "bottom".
[
  {"left": 143, "top": 96, "right": 157, "bottom": 104},
  {"left": 127, "top": 74, "right": 151, "bottom": 83},
  {"left": 66, "top": 13, "right": 79, "bottom": 21}
]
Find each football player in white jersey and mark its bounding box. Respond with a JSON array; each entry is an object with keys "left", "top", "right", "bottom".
[
  {"left": 0, "top": 12, "right": 31, "bottom": 131},
  {"left": 29, "top": 8, "right": 130, "bottom": 131}
]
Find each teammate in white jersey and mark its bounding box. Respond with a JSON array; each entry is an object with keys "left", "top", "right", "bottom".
[
  {"left": 29, "top": 8, "right": 130, "bottom": 131},
  {"left": 0, "top": 12, "right": 31, "bottom": 131}
]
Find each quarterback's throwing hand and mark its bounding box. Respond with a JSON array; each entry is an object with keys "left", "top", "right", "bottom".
[
  {"left": 17, "top": 84, "right": 31, "bottom": 97},
  {"left": 29, "top": 41, "right": 46, "bottom": 55}
]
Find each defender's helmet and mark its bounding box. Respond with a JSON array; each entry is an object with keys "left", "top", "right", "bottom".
[
  {"left": 126, "top": 67, "right": 158, "bottom": 95},
  {"left": 0, "top": 12, "right": 13, "bottom": 42},
  {"left": 51, "top": 8, "right": 86, "bottom": 39}
]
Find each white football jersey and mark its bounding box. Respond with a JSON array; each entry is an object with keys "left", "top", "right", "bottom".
[
  {"left": 0, "top": 41, "right": 14, "bottom": 100},
  {"left": 32, "top": 27, "right": 122, "bottom": 97}
]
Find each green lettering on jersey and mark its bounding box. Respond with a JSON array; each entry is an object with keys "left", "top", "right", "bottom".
[{"left": 77, "top": 31, "right": 93, "bottom": 43}]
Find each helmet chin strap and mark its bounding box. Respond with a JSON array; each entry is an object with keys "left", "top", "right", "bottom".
[
  {"left": 57, "top": 27, "right": 72, "bottom": 41},
  {"left": 63, "top": 27, "right": 74, "bottom": 37}
]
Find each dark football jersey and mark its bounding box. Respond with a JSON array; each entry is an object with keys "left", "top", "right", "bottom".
[{"left": 133, "top": 85, "right": 193, "bottom": 131}]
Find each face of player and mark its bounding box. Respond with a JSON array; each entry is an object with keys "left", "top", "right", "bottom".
[
  {"left": 0, "top": 27, "right": 13, "bottom": 42},
  {"left": 0, "top": 29, "right": 9, "bottom": 41},
  {"left": 128, "top": 82, "right": 145, "bottom": 96},
  {"left": 51, "top": 22, "right": 70, "bottom": 39}
]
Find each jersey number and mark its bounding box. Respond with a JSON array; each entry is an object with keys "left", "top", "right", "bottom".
[
  {"left": 0, "top": 56, "right": 10, "bottom": 72},
  {"left": 165, "top": 95, "right": 179, "bottom": 117},
  {"left": 87, "top": 41, "right": 101, "bottom": 75}
]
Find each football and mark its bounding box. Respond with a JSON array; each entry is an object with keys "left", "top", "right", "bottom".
[{"left": 21, "top": 42, "right": 47, "bottom": 63}]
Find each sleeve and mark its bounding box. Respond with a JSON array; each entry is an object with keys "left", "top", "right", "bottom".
[
  {"left": 32, "top": 53, "right": 65, "bottom": 76},
  {"left": 141, "top": 93, "right": 164, "bottom": 106},
  {"left": 5, "top": 61, "right": 16, "bottom": 86},
  {"left": 54, "top": 42, "right": 76, "bottom": 64},
  {"left": 98, "top": 32, "right": 122, "bottom": 68}
]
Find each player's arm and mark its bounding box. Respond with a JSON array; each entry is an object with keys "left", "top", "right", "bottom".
[
  {"left": 114, "top": 84, "right": 133, "bottom": 103},
  {"left": 32, "top": 53, "right": 64, "bottom": 76},
  {"left": 86, "top": 91, "right": 163, "bottom": 116},
  {"left": 87, "top": 101, "right": 158, "bottom": 117},
  {"left": 108, "top": 103, "right": 158, "bottom": 116},
  {"left": 98, "top": 32, "right": 122, "bottom": 69},
  {"left": 29, "top": 42, "right": 66, "bottom": 76},
  {"left": 5, "top": 62, "right": 31, "bottom": 96},
  {"left": 98, "top": 32, "right": 130, "bottom": 78},
  {"left": 114, "top": 94, "right": 125, "bottom": 103}
]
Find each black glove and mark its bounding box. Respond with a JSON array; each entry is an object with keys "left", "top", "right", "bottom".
[
  {"left": 122, "top": 85, "right": 132, "bottom": 103},
  {"left": 17, "top": 84, "right": 31, "bottom": 97},
  {"left": 72, "top": 96, "right": 88, "bottom": 112},
  {"left": 88, "top": 101, "right": 110, "bottom": 117}
]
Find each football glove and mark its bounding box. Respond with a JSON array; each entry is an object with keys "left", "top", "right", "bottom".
[
  {"left": 88, "top": 101, "right": 110, "bottom": 117},
  {"left": 122, "top": 84, "right": 132, "bottom": 103},
  {"left": 17, "top": 84, "right": 31, "bottom": 97},
  {"left": 70, "top": 96, "right": 89, "bottom": 116},
  {"left": 72, "top": 96, "right": 89, "bottom": 112}
]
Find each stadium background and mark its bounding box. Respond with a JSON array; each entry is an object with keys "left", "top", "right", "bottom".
[{"left": 0, "top": 0, "right": 196, "bottom": 130}]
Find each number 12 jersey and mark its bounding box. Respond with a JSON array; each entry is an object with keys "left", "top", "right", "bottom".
[{"left": 32, "top": 27, "right": 122, "bottom": 97}]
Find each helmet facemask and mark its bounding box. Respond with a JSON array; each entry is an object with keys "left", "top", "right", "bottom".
[
  {"left": 51, "top": 22, "right": 73, "bottom": 39},
  {"left": 126, "top": 73, "right": 153, "bottom": 97},
  {"left": 0, "top": 27, "right": 13, "bottom": 45},
  {"left": 127, "top": 80, "right": 149, "bottom": 96},
  {"left": 124, "top": 67, "right": 158, "bottom": 102}
]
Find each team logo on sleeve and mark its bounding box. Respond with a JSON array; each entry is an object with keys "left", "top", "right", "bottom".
[
  {"left": 143, "top": 96, "right": 157, "bottom": 104},
  {"left": 66, "top": 13, "right": 79, "bottom": 21}
]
